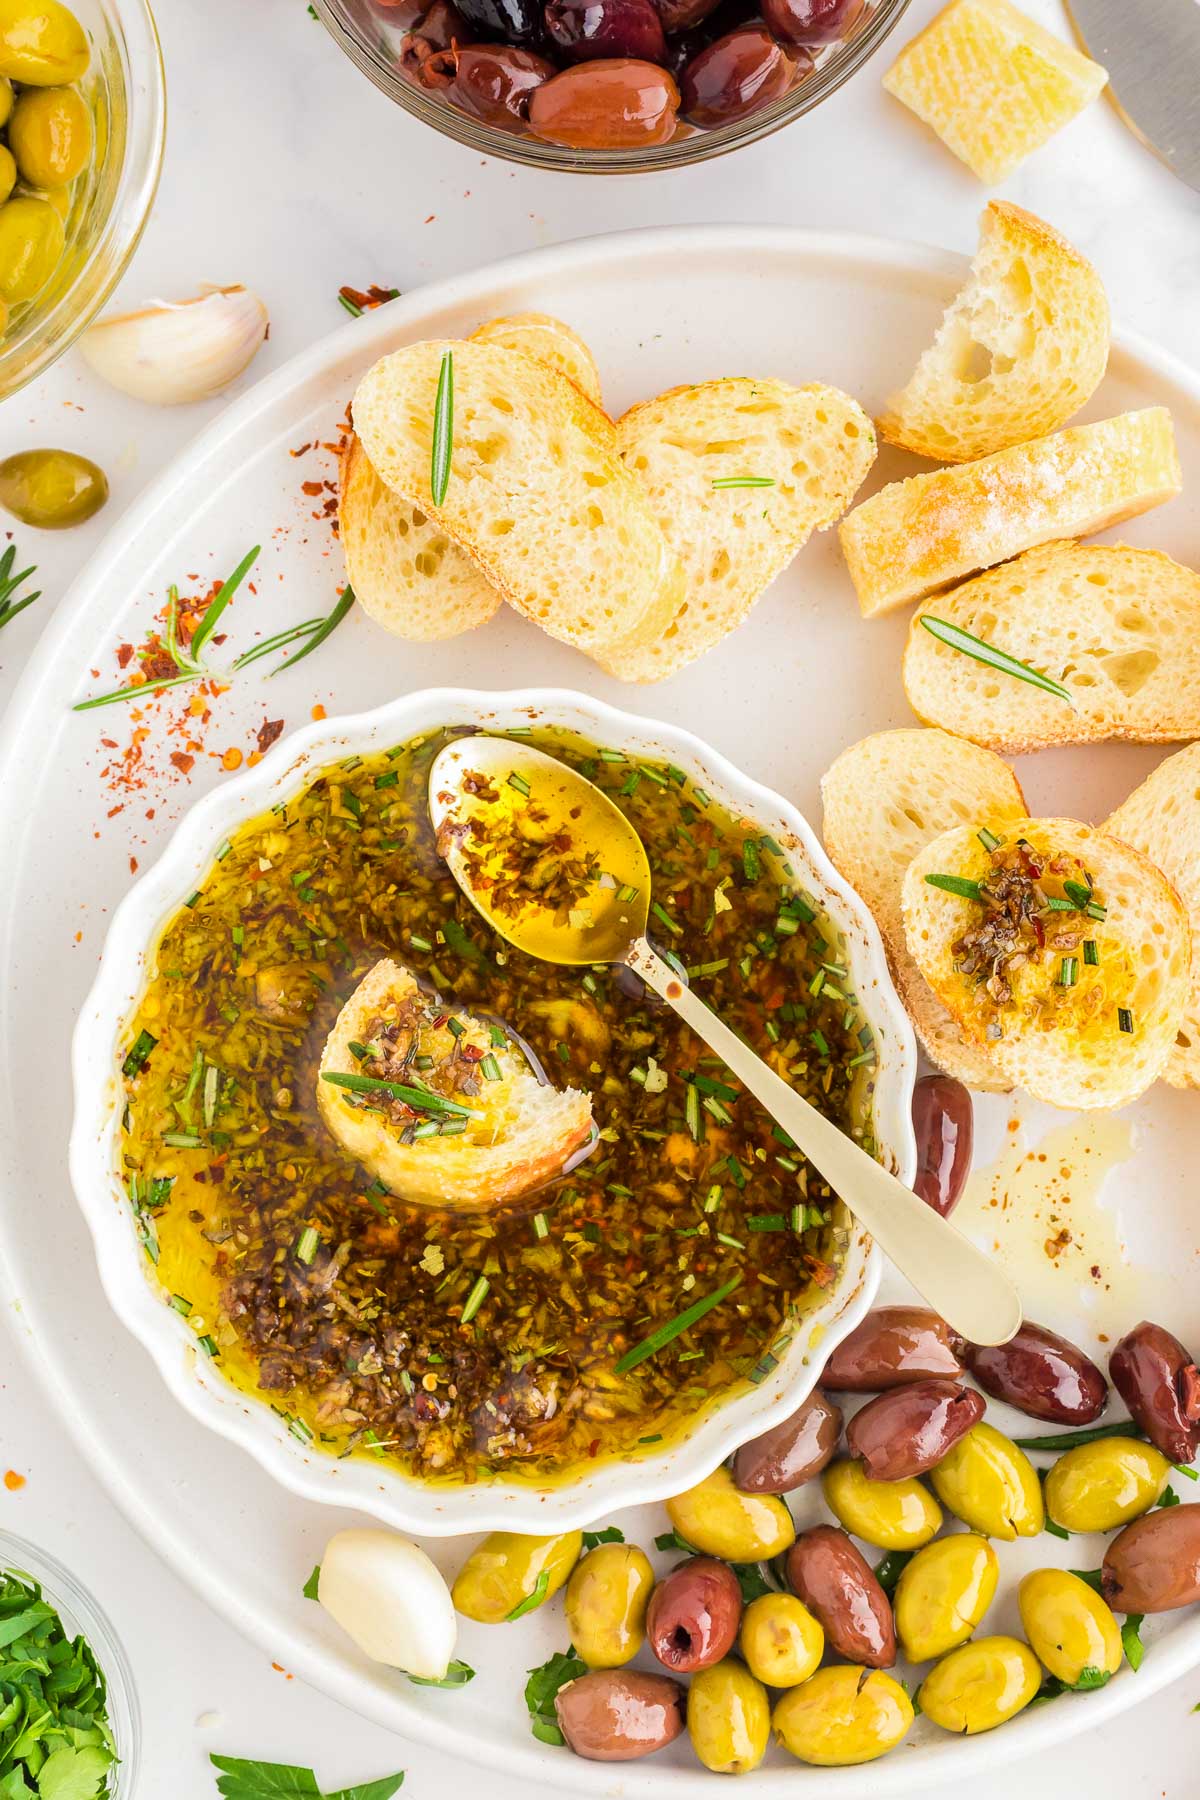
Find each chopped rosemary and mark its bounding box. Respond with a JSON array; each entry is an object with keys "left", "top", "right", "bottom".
[
  {"left": 614, "top": 1275, "right": 742, "bottom": 1373},
  {"left": 460, "top": 1275, "right": 490, "bottom": 1324},
  {"left": 320, "top": 1070, "right": 480, "bottom": 1117},
  {"left": 924, "top": 873, "right": 983, "bottom": 901},
  {"left": 431, "top": 349, "right": 454, "bottom": 506},
  {"left": 920, "top": 614, "right": 1073, "bottom": 703}
]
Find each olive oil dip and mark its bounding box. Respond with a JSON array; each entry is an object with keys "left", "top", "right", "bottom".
[{"left": 118, "top": 727, "right": 880, "bottom": 1486}]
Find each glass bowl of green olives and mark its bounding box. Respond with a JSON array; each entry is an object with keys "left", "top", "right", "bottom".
[{"left": 0, "top": 0, "right": 165, "bottom": 400}]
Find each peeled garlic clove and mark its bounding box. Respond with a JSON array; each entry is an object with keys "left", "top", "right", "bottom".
[
  {"left": 78, "top": 284, "right": 268, "bottom": 405},
  {"left": 318, "top": 1528, "right": 457, "bottom": 1680}
]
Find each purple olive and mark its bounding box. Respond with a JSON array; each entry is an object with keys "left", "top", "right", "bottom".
[
  {"left": 679, "top": 25, "right": 806, "bottom": 127},
  {"left": 545, "top": 0, "right": 668, "bottom": 61},
  {"left": 646, "top": 1558, "right": 742, "bottom": 1672},
  {"left": 822, "top": 1307, "right": 964, "bottom": 1391},
  {"left": 556, "top": 1669, "right": 686, "bottom": 1760},
  {"left": 732, "top": 1389, "right": 843, "bottom": 1493},
  {"left": 1110, "top": 1320, "right": 1200, "bottom": 1464},
  {"left": 652, "top": 0, "right": 722, "bottom": 30},
  {"left": 398, "top": 0, "right": 470, "bottom": 79},
  {"left": 911, "top": 1074, "right": 973, "bottom": 1218},
  {"left": 787, "top": 1524, "right": 895, "bottom": 1666},
  {"left": 455, "top": 0, "right": 545, "bottom": 37},
  {"left": 419, "top": 41, "right": 556, "bottom": 124},
  {"left": 846, "top": 1379, "right": 985, "bottom": 1480},
  {"left": 965, "top": 1322, "right": 1107, "bottom": 1426},
  {"left": 1102, "top": 1503, "right": 1200, "bottom": 1613},
  {"left": 760, "top": 0, "right": 862, "bottom": 42}
]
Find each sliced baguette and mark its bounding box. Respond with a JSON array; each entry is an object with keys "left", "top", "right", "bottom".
[
  {"left": 1106, "top": 746, "right": 1200, "bottom": 1089},
  {"left": 902, "top": 818, "right": 1190, "bottom": 1109},
  {"left": 821, "top": 729, "right": 1024, "bottom": 1088},
  {"left": 904, "top": 541, "right": 1200, "bottom": 753},
  {"left": 340, "top": 432, "right": 501, "bottom": 641},
  {"left": 595, "top": 379, "right": 877, "bottom": 682},
  {"left": 469, "top": 311, "right": 605, "bottom": 411},
  {"left": 839, "top": 407, "right": 1181, "bottom": 618},
  {"left": 318, "top": 957, "right": 594, "bottom": 1211},
  {"left": 879, "top": 203, "right": 1110, "bottom": 462},
  {"left": 353, "top": 339, "right": 684, "bottom": 658}
]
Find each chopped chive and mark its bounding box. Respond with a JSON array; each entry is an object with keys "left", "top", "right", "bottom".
[
  {"left": 685, "top": 1082, "right": 702, "bottom": 1143},
  {"left": 618, "top": 883, "right": 640, "bottom": 903},
  {"left": 977, "top": 827, "right": 1004, "bottom": 853},
  {"left": 712, "top": 476, "right": 775, "bottom": 489},
  {"left": 162, "top": 1131, "right": 202, "bottom": 1148},
  {"left": 651, "top": 901, "right": 682, "bottom": 936},
  {"left": 532, "top": 1212, "right": 549, "bottom": 1241},
  {"left": 480, "top": 1053, "right": 502, "bottom": 1081},
  {"left": 460, "top": 1274, "right": 490, "bottom": 1324},
  {"left": 1118, "top": 1008, "right": 1134, "bottom": 1034},
  {"left": 743, "top": 840, "right": 761, "bottom": 882},
  {"left": 295, "top": 1225, "right": 321, "bottom": 1265},
  {"left": 197, "top": 1335, "right": 219, "bottom": 1357},
  {"left": 925, "top": 873, "right": 983, "bottom": 901},
  {"left": 430, "top": 349, "right": 455, "bottom": 505},
  {"left": 614, "top": 1275, "right": 742, "bottom": 1373},
  {"left": 746, "top": 1213, "right": 787, "bottom": 1231},
  {"left": 920, "top": 614, "right": 1073, "bottom": 703},
  {"left": 168, "top": 1293, "right": 192, "bottom": 1316},
  {"left": 122, "top": 1029, "right": 157, "bottom": 1078},
  {"left": 1060, "top": 956, "right": 1078, "bottom": 988},
  {"left": 1084, "top": 940, "right": 1099, "bottom": 966},
  {"left": 507, "top": 771, "right": 531, "bottom": 797}
]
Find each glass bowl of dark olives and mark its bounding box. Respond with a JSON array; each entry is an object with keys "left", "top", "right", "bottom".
[
  {"left": 0, "top": 0, "right": 165, "bottom": 400},
  {"left": 313, "top": 0, "right": 911, "bottom": 169}
]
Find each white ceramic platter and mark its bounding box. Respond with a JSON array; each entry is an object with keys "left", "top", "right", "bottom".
[{"left": 2, "top": 225, "right": 1200, "bottom": 1792}]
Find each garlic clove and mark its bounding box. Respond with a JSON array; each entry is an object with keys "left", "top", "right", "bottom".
[
  {"left": 78, "top": 284, "right": 269, "bottom": 405},
  {"left": 317, "top": 1528, "right": 457, "bottom": 1680}
]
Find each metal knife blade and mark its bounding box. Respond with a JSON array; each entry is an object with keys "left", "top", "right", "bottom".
[{"left": 1066, "top": 0, "right": 1200, "bottom": 194}]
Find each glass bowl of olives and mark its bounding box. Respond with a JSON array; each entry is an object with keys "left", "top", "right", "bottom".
[
  {"left": 0, "top": 0, "right": 165, "bottom": 400},
  {"left": 313, "top": 0, "right": 910, "bottom": 169}
]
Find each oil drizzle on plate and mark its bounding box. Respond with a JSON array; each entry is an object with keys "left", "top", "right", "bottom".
[{"left": 955, "top": 1106, "right": 1148, "bottom": 1346}]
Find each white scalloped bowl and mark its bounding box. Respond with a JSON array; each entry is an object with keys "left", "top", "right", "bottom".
[{"left": 70, "top": 687, "right": 917, "bottom": 1534}]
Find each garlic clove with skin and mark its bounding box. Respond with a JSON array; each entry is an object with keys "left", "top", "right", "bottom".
[
  {"left": 78, "top": 284, "right": 268, "bottom": 405},
  {"left": 317, "top": 1528, "right": 458, "bottom": 1680}
]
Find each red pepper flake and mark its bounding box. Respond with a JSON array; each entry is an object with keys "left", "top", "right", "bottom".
[
  {"left": 3, "top": 1470, "right": 25, "bottom": 1491},
  {"left": 129, "top": 855, "right": 138, "bottom": 874},
  {"left": 257, "top": 718, "right": 285, "bottom": 754},
  {"left": 170, "top": 751, "right": 195, "bottom": 775},
  {"left": 301, "top": 480, "right": 325, "bottom": 497},
  {"left": 115, "top": 643, "right": 134, "bottom": 669}
]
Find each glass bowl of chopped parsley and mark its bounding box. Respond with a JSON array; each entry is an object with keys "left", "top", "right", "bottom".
[{"left": 0, "top": 1531, "right": 140, "bottom": 1798}]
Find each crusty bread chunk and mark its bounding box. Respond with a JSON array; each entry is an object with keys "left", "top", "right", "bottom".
[
  {"left": 596, "top": 378, "right": 876, "bottom": 682},
  {"left": 902, "top": 818, "right": 1190, "bottom": 1110},
  {"left": 318, "top": 958, "right": 594, "bottom": 1212},
  {"left": 821, "top": 729, "right": 1024, "bottom": 1089},
  {"left": 883, "top": 0, "right": 1108, "bottom": 184},
  {"left": 469, "top": 311, "right": 605, "bottom": 411},
  {"left": 1106, "top": 746, "right": 1200, "bottom": 1090},
  {"left": 904, "top": 542, "right": 1200, "bottom": 753},
  {"left": 353, "top": 339, "right": 683, "bottom": 658},
  {"left": 840, "top": 408, "right": 1181, "bottom": 617},
  {"left": 880, "top": 203, "right": 1109, "bottom": 463},
  {"left": 340, "top": 433, "right": 501, "bottom": 641}
]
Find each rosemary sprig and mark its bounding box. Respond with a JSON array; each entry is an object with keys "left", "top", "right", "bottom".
[
  {"left": 920, "top": 615, "right": 1073, "bottom": 703},
  {"left": 74, "top": 669, "right": 208, "bottom": 712},
  {"left": 265, "top": 585, "right": 355, "bottom": 677},
  {"left": 190, "top": 543, "right": 261, "bottom": 662},
  {"left": 614, "top": 1274, "right": 742, "bottom": 1373},
  {"left": 232, "top": 615, "right": 325, "bottom": 671},
  {"left": 431, "top": 350, "right": 454, "bottom": 506},
  {"left": 0, "top": 543, "right": 41, "bottom": 636},
  {"left": 320, "top": 1068, "right": 480, "bottom": 1118},
  {"left": 712, "top": 476, "right": 775, "bottom": 489}
]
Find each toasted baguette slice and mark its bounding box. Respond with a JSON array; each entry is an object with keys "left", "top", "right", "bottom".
[
  {"left": 318, "top": 958, "right": 594, "bottom": 1211},
  {"left": 469, "top": 311, "right": 605, "bottom": 411},
  {"left": 902, "top": 818, "right": 1190, "bottom": 1109},
  {"left": 882, "top": 0, "right": 1108, "bottom": 184},
  {"left": 340, "top": 432, "right": 501, "bottom": 641},
  {"left": 1106, "top": 746, "right": 1200, "bottom": 1089},
  {"left": 840, "top": 408, "right": 1181, "bottom": 618},
  {"left": 595, "top": 379, "right": 876, "bottom": 683},
  {"left": 904, "top": 542, "right": 1200, "bottom": 753},
  {"left": 821, "top": 729, "right": 1024, "bottom": 1088},
  {"left": 879, "top": 204, "right": 1110, "bottom": 463},
  {"left": 354, "top": 339, "right": 684, "bottom": 658}
]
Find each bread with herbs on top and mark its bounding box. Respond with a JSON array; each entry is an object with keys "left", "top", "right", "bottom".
[
  {"left": 880, "top": 203, "right": 1110, "bottom": 463},
  {"left": 902, "top": 818, "right": 1190, "bottom": 1110},
  {"left": 839, "top": 407, "right": 1182, "bottom": 618}
]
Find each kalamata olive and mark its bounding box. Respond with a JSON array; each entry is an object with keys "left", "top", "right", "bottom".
[
  {"left": 1102, "top": 1503, "right": 1200, "bottom": 1613},
  {"left": 398, "top": 0, "right": 469, "bottom": 78},
  {"left": 910, "top": 1074, "right": 973, "bottom": 1218},
  {"left": 965, "top": 1322, "right": 1107, "bottom": 1426},
  {"left": 760, "top": 0, "right": 861, "bottom": 41},
  {"left": 419, "top": 42, "right": 555, "bottom": 125},
  {"left": 822, "top": 1307, "right": 963, "bottom": 1391},
  {"left": 786, "top": 1524, "right": 895, "bottom": 1667},
  {"left": 680, "top": 25, "right": 803, "bottom": 126},
  {"left": 528, "top": 58, "right": 679, "bottom": 147},
  {"left": 546, "top": 0, "right": 667, "bottom": 62},
  {"left": 556, "top": 1669, "right": 686, "bottom": 1760},
  {"left": 652, "top": 0, "right": 721, "bottom": 32},
  {"left": 1110, "top": 1320, "right": 1200, "bottom": 1463},
  {"left": 847, "top": 1380, "right": 985, "bottom": 1481},
  {"left": 646, "top": 1557, "right": 742, "bottom": 1673},
  {"left": 456, "top": 0, "right": 544, "bottom": 39},
  {"left": 731, "top": 1390, "right": 842, "bottom": 1493}
]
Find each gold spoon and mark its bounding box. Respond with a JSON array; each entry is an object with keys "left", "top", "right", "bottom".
[{"left": 429, "top": 737, "right": 1021, "bottom": 1346}]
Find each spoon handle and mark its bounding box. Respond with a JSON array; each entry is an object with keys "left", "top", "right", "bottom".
[{"left": 627, "top": 938, "right": 1020, "bottom": 1347}]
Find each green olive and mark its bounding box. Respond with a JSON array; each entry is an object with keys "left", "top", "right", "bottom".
[
  {"left": 564, "top": 1543, "right": 653, "bottom": 1669},
  {"left": 0, "top": 1, "right": 89, "bottom": 85},
  {"left": 929, "top": 1422, "right": 1044, "bottom": 1540},
  {"left": 1018, "top": 1568, "right": 1122, "bottom": 1686},
  {"left": 740, "top": 1592, "right": 824, "bottom": 1688},
  {"left": 687, "top": 1659, "right": 771, "bottom": 1775},
  {"left": 0, "top": 75, "right": 12, "bottom": 125},
  {"left": 773, "top": 1666, "right": 913, "bottom": 1767},
  {"left": 1043, "top": 1437, "right": 1171, "bottom": 1534},
  {"left": 0, "top": 447, "right": 106, "bottom": 527},
  {"left": 450, "top": 1530, "right": 582, "bottom": 1624},
  {"left": 894, "top": 1532, "right": 999, "bottom": 1663},
  {"left": 0, "top": 144, "right": 15, "bottom": 205},
  {"left": 666, "top": 1465, "right": 795, "bottom": 1562},
  {"left": 9, "top": 83, "right": 92, "bottom": 188},
  {"left": 918, "top": 1635, "right": 1041, "bottom": 1734},
  {"left": 0, "top": 193, "right": 63, "bottom": 300},
  {"left": 821, "top": 1458, "right": 942, "bottom": 1551}
]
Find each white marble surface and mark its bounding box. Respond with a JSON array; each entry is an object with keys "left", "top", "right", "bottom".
[{"left": 1, "top": 0, "right": 1199, "bottom": 1792}]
